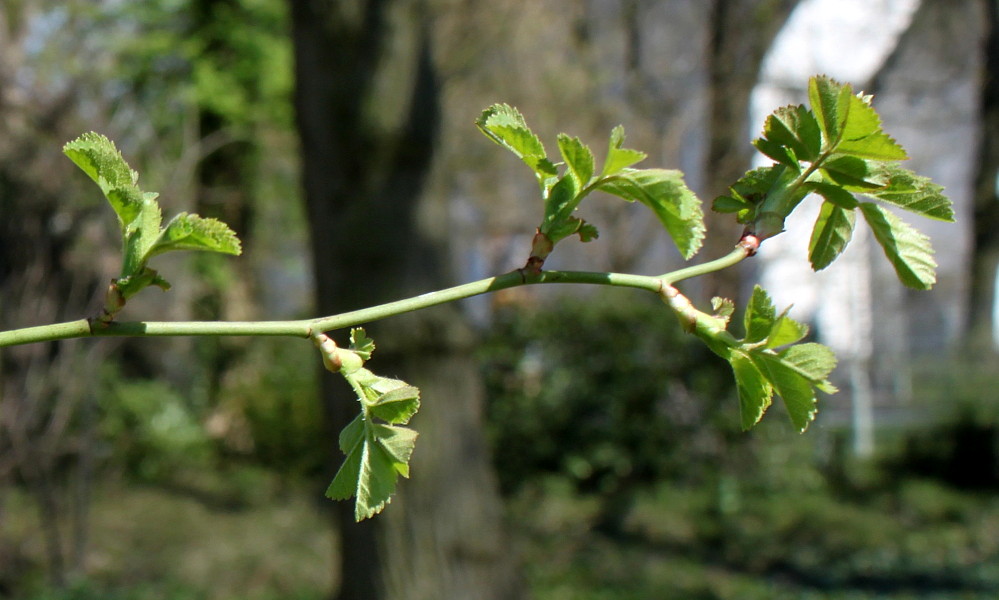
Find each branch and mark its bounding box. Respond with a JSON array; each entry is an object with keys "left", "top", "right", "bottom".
[{"left": 0, "top": 244, "right": 754, "bottom": 349}]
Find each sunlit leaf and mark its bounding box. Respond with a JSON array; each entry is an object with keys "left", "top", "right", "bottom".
[
  {"left": 597, "top": 168, "right": 704, "bottom": 259},
  {"left": 147, "top": 212, "right": 242, "bottom": 258},
  {"left": 601, "top": 125, "right": 647, "bottom": 176},
  {"left": 558, "top": 133, "right": 594, "bottom": 187},
  {"left": 808, "top": 75, "right": 852, "bottom": 148},
  {"left": 808, "top": 201, "right": 856, "bottom": 271},
  {"left": 859, "top": 202, "right": 937, "bottom": 289},
  {"left": 864, "top": 163, "right": 954, "bottom": 222},
  {"left": 730, "top": 350, "right": 773, "bottom": 430},
  {"left": 476, "top": 104, "right": 557, "bottom": 179}
]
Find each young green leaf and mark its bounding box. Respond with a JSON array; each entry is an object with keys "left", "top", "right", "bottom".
[
  {"left": 601, "top": 125, "right": 647, "bottom": 177},
  {"left": 367, "top": 385, "right": 421, "bottom": 425},
  {"left": 859, "top": 202, "right": 938, "bottom": 289},
  {"left": 476, "top": 104, "right": 557, "bottom": 180},
  {"left": 372, "top": 424, "right": 419, "bottom": 478},
  {"left": 808, "top": 181, "right": 859, "bottom": 210},
  {"left": 808, "top": 200, "right": 856, "bottom": 271},
  {"left": 326, "top": 415, "right": 365, "bottom": 502},
  {"left": 349, "top": 328, "right": 376, "bottom": 361},
  {"left": 540, "top": 175, "right": 584, "bottom": 244},
  {"left": 597, "top": 168, "right": 704, "bottom": 259},
  {"left": 753, "top": 137, "right": 798, "bottom": 168},
  {"left": 711, "top": 296, "right": 736, "bottom": 326},
  {"left": 807, "top": 76, "right": 906, "bottom": 159},
  {"left": 743, "top": 285, "right": 778, "bottom": 343},
  {"left": 820, "top": 156, "right": 886, "bottom": 191},
  {"left": 779, "top": 343, "right": 838, "bottom": 394},
  {"left": 545, "top": 215, "right": 599, "bottom": 246},
  {"left": 808, "top": 75, "right": 852, "bottom": 148},
  {"left": 836, "top": 92, "right": 908, "bottom": 160},
  {"left": 751, "top": 352, "right": 819, "bottom": 432},
  {"left": 765, "top": 309, "right": 810, "bottom": 349},
  {"left": 862, "top": 163, "right": 954, "bottom": 221},
  {"left": 759, "top": 104, "right": 822, "bottom": 163},
  {"left": 557, "top": 133, "right": 595, "bottom": 187},
  {"left": 326, "top": 420, "right": 419, "bottom": 521},
  {"left": 63, "top": 133, "right": 138, "bottom": 193},
  {"left": 712, "top": 165, "right": 782, "bottom": 224},
  {"left": 147, "top": 213, "right": 242, "bottom": 258},
  {"left": 120, "top": 197, "right": 164, "bottom": 280},
  {"left": 730, "top": 350, "right": 773, "bottom": 430}
]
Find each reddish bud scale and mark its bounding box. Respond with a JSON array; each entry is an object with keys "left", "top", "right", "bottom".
[{"left": 739, "top": 233, "right": 761, "bottom": 256}]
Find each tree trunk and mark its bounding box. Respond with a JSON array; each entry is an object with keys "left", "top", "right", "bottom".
[
  {"left": 700, "top": 0, "right": 799, "bottom": 302},
  {"left": 969, "top": 0, "right": 999, "bottom": 353},
  {"left": 289, "top": 1, "right": 521, "bottom": 598}
]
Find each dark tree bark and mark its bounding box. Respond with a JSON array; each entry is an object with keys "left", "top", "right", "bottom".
[
  {"left": 969, "top": 0, "right": 999, "bottom": 353},
  {"left": 700, "top": 0, "right": 800, "bottom": 302},
  {"left": 288, "top": 1, "right": 521, "bottom": 598}
]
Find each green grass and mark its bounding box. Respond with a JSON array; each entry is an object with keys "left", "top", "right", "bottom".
[
  {"left": 506, "top": 472, "right": 999, "bottom": 600},
  {"left": 3, "top": 477, "right": 333, "bottom": 600}
]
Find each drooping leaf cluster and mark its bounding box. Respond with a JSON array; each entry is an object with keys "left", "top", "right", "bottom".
[
  {"left": 661, "top": 284, "right": 836, "bottom": 432},
  {"left": 315, "top": 329, "right": 421, "bottom": 521},
  {"left": 714, "top": 75, "right": 953, "bottom": 290},
  {"left": 476, "top": 105, "right": 704, "bottom": 265},
  {"left": 64, "top": 132, "right": 241, "bottom": 315}
]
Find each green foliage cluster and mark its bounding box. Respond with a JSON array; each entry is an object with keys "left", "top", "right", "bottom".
[
  {"left": 715, "top": 76, "right": 953, "bottom": 289},
  {"left": 64, "top": 133, "right": 241, "bottom": 316},
  {"left": 316, "top": 329, "right": 421, "bottom": 521},
  {"left": 476, "top": 104, "right": 704, "bottom": 264}
]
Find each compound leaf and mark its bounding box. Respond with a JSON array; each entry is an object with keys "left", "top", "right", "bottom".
[
  {"left": 859, "top": 202, "right": 937, "bottom": 290},
  {"left": 597, "top": 168, "right": 704, "bottom": 259}
]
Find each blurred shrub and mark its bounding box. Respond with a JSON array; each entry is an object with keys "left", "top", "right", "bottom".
[
  {"left": 214, "top": 337, "right": 324, "bottom": 478},
  {"left": 479, "top": 291, "right": 746, "bottom": 531},
  {"left": 884, "top": 360, "right": 999, "bottom": 490},
  {"left": 98, "top": 337, "right": 323, "bottom": 485},
  {"left": 100, "top": 372, "right": 215, "bottom": 481}
]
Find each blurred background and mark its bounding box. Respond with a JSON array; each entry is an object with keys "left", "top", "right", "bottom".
[{"left": 1, "top": 0, "right": 998, "bottom": 598}]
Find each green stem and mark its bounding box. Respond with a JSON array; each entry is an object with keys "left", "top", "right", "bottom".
[
  {"left": 659, "top": 243, "right": 753, "bottom": 284},
  {"left": 0, "top": 250, "right": 752, "bottom": 349}
]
